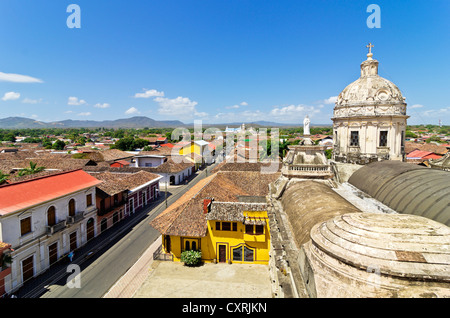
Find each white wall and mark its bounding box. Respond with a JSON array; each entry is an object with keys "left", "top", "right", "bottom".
[
  {"left": 157, "top": 166, "right": 194, "bottom": 186},
  {"left": 0, "top": 187, "right": 97, "bottom": 293},
  {"left": 133, "top": 156, "right": 165, "bottom": 168}
]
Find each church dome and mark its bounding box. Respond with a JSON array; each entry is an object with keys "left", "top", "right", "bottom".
[{"left": 333, "top": 47, "right": 407, "bottom": 119}]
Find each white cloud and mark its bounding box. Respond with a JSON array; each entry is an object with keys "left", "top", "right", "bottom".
[
  {"left": 125, "top": 107, "right": 140, "bottom": 115},
  {"left": 194, "top": 111, "right": 209, "bottom": 118},
  {"left": 0, "top": 72, "right": 43, "bottom": 83},
  {"left": 22, "top": 98, "right": 43, "bottom": 104},
  {"left": 323, "top": 96, "right": 338, "bottom": 104},
  {"left": 68, "top": 96, "right": 87, "bottom": 106},
  {"left": 226, "top": 101, "right": 248, "bottom": 109},
  {"left": 77, "top": 112, "right": 91, "bottom": 116},
  {"left": 410, "top": 104, "right": 424, "bottom": 109},
  {"left": 94, "top": 103, "right": 110, "bottom": 108},
  {"left": 31, "top": 114, "right": 39, "bottom": 119},
  {"left": 2, "top": 91, "right": 21, "bottom": 101},
  {"left": 64, "top": 110, "right": 74, "bottom": 114},
  {"left": 270, "top": 104, "right": 318, "bottom": 117},
  {"left": 134, "top": 89, "right": 164, "bottom": 98},
  {"left": 154, "top": 96, "right": 198, "bottom": 116}
]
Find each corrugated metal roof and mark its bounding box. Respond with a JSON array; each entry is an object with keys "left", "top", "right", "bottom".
[{"left": 348, "top": 161, "right": 450, "bottom": 226}]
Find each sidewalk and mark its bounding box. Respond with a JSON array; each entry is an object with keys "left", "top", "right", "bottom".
[{"left": 103, "top": 236, "right": 162, "bottom": 298}]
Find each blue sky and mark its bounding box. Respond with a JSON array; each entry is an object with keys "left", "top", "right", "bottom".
[{"left": 0, "top": 0, "right": 449, "bottom": 125}]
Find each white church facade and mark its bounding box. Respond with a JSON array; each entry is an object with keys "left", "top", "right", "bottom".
[{"left": 332, "top": 44, "right": 409, "bottom": 164}]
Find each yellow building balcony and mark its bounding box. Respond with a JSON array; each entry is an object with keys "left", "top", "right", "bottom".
[{"left": 243, "top": 233, "right": 266, "bottom": 243}]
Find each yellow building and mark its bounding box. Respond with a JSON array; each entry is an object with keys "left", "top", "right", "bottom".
[
  {"left": 175, "top": 140, "right": 211, "bottom": 169},
  {"left": 150, "top": 170, "right": 279, "bottom": 265},
  {"left": 205, "top": 200, "right": 270, "bottom": 264}
]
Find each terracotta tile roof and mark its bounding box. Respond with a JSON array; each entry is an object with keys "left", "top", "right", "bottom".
[
  {"left": 405, "top": 142, "right": 449, "bottom": 156},
  {"left": 422, "top": 153, "right": 442, "bottom": 160},
  {"left": 137, "top": 147, "right": 175, "bottom": 156},
  {"left": 111, "top": 160, "right": 131, "bottom": 166},
  {"left": 407, "top": 150, "right": 434, "bottom": 159},
  {"left": 92, "top": 170, "right": 161, "bottom": 196},
  {"left": 0, "top": 169, "right": 102, "bottom": 215},
  {"left": 206, "top": 201, "right": 267, "bottom": 222},
  {"left": 0, "top": 158, "right": 96, "bottom": 174},
  {"left": 211, "top": 161, "right": 281, "bottom": 174},
  {"left": 99, "top": 149, "right": 134, "bottom": 162},
  {"left": 150, "top": 170, "right": 279, "bottom": 237}
]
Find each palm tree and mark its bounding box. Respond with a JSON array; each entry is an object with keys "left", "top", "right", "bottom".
[
  {"left": 18, "top": 161, "right": 45, "bottom": 177},
  {"left": 0, "top": 171, "right": 9, "bottom": 185},
  {"left": 279, "top": 140, "right": 290, "bottom": 158}
]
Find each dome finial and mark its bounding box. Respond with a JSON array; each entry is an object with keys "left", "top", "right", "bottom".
[{"left": 366, "top": 42, "right": 374, "bottom": 60}]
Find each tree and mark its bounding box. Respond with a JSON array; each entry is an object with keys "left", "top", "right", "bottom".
[
  {"left": 52, "top": 139, "right": 66, "bottom": 150},
  {"left": 405, "top": 131, "right": 417, "bottom": 138},
  {"left": 4, "top": 132, "right": 15, "bottom": 143},
  {"left": 18, "top": 161, "right": 45, "bottom": 177},
  {"left": 112, "top": 137, "right": 135, "bottom": 151},
  {"left": 112, "top": 137, "right": 150, "bottom": 151}
]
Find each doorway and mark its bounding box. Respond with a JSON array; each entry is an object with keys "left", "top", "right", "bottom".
[
  {"left": 48, "top": 242, "right": 58, "bottom": 265},
  {"left": 164, "top": 235, "right": 171, "bottom": 253},
  {"left": 218, "top": 245, "right": 227, "bottom": 263},
  {"left": 86, "top": 218, "right": 95, "bottom": 241},
  {"left": 22, "top": 255, "right": 34, "bottom": 283},
  {"left": 69, "top": 231, "right": 77, "bottom": 251}
]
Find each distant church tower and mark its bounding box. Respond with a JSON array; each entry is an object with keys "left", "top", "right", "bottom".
[{"left": 332, "top": 43, "right": 409, "bottom": 164}]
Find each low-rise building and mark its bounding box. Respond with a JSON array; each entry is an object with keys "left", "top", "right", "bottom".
[
  {"left": 150, "top": 170, "right": 279, "bottom": 264},
  {"left": 0, "top": 169, "right": 101, "bottom": 295},
  {"left": 92, "top": 171, "right": 162, "bottom": 233}
]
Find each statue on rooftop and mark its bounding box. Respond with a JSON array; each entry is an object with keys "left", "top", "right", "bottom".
[{"left": 303, "top": 115, "right": 310, "bottom": 136}]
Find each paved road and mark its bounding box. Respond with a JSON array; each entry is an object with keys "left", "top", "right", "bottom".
[{"left": 17, "top": 164, "right": 216, "bottom": 298}]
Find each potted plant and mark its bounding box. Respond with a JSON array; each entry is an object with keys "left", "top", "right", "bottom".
[{"left": 180, "top": 250, "right": 202, "bottom": 267}]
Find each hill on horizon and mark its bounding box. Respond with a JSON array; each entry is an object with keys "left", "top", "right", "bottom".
[
  {"left": 0, "top": 116, "right": 318, "bottom": 129},
  {"left": 0, "top": 116, "right": 186, "bottom": 129}
]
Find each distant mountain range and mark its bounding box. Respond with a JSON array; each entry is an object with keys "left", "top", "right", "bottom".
[
  {"left": 0, "top": 116, "right": 185, "bottom": 129},
  {"left": 0, "top": 116, "right": 326, "bottom": 129}
]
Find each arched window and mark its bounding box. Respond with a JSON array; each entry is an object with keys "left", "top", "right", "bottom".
[
  {"left": 185, "top": 241, "right": 190, "bottom": 251},
  {"left": 192, "top": 241, "right": 197, "bottom": 251},
  {"left": 68, "top": 199, "right": 76, "bottom": 216},
  {"left": 47, "top": 206, "right": 56, "bottom": 226}
]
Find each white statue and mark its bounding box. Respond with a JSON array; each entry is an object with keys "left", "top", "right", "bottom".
[{"left": 303, "top": 115, "right": 310, "bottom": 136}]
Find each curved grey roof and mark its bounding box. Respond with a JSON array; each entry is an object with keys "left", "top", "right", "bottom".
[
  {"left": 280, "top": 180, "right": 361, "bottom": 247},
  {"left": 348, "top": 161, "right": 450, "bottom": 226}
]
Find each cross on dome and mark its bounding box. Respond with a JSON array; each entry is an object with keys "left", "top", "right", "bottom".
[{"left": 366, "top": 42, "right": 374, "bottom": 60}]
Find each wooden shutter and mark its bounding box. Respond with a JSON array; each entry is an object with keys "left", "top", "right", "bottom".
[
  {"left": 86, "top": 194, "right": 92, "bottom": 207},
  {"left": 22, "top": 255, "right": 34, "bottom": 282},
  {"left": 47, "top": 206, "right": 56, "bottom": 226},
  {"left": 69, "top": 199, "right": 76, "bottom": 216},
  {"left": 20, "top": 217, "right": 31, "bottom": 236}
]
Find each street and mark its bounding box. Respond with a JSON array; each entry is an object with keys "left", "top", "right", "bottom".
[{"left": 16, "top": 163, "right": 216, "bottom": 298}]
